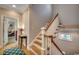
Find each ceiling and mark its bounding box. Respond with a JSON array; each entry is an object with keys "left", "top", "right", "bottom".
[
  {"left": 0, "top": 4, "right": 79, "bottom": 26},
  {"left": 0, "top": 4, "right": 29, "bottom": 14}
]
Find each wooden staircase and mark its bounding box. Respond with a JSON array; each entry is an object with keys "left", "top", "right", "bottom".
[
  {"left": 22, "top": 13, "right": 64, "bottom": 55},
  {"left": 30, "top": 34, "right": 45, "bottom": 55},
  {"left": 22, "top": 35, "right": 44, "bottom": 55}
]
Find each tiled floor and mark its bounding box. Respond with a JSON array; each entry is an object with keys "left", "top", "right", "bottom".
[{"left": 3, "top": 48, "right": 25, "bottom": 55}]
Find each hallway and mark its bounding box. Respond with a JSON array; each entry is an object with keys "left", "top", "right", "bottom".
[{"left": 0, "top": 4, "right": 79, "bottom": 55}]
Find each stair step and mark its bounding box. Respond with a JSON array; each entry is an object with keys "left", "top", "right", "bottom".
[
  {"left": 34, "top": 39, "right": 42, "bottom": 46},
  {"left": 33, "top": 43, "right": 45, "bottom": 50},
  {"left": 31, "top": 45, "right": 41, "bottom": 54},
  {"left": 22, "top": 45, "right": 36, "bottom": 55},
  {"left": 30, "top": 49, "right": 38, "bottom": 55},
  {"left": 37, "top": 36, "right": 41, "bottom": 40},
  {"left": 31, "top": 43, "right": 44, "bottom": 55}
]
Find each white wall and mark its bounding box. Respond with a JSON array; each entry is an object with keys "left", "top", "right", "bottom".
[
  {"left": 22, "top": 8, "right": 29, "bottom": 46},
  {"left": 53, "top": 4, "right": 79, "bottom": 25},
  {"left": 29, "top": 4, "right": 54, "bottom": 43}
]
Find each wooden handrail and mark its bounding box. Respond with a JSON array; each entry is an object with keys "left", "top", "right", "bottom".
[
  {"left": 43, "top": 13, "right": 64, "bottom": 55},
  {"left": 48, "top": 36, "right": 64, "bottom": 55},
  {"left": 44, "top": 13, "right": 64, "bottom": 54},
  {"left": 45, "top": 13, "right": 59, "bottom": 31}
]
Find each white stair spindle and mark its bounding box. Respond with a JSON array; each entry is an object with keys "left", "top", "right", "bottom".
[{"left": 41, "top": 27, "right": 46, "bottom": 55}]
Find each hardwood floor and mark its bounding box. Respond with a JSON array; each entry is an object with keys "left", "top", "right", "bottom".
[
  {"left": 0, "top": 48, "right": 3, "bottom": 55},
  {"left": 22, "top": 45, "right": 35, "bottom": 55},
  {"left": 4, "top": 43, "right": 17, "bottom": 49}
]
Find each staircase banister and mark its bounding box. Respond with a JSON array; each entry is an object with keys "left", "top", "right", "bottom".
[
  {"left": 45, "top": 13, "right": 59, "bottom": 31},
  {"left": 48, "top": 35, "right": 64, "bottom": 55},
  {"left": 41, "top": 27, "right": 46, "bottom": 54}
]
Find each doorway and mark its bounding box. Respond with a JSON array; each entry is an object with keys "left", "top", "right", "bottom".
[{"left": 3, "top": 16, "right": 18, "bottom": 49}]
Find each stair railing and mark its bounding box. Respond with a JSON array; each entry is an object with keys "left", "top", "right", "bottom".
[
  {"left": 48, "top": 36, "right": 64, "bottom": 55},
  {"left": 41, "top": 27, "right": 46, "bottom": 55},
  {"left": 45, "top": 13, "right": 59, "bottom": 31},
  {"left": 41, "top": 13, "right": 64, "bottom": 55}
]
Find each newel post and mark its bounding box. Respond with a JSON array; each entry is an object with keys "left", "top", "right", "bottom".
[{"left": 41, "top": 27, "right": 46, "bottom": 55}]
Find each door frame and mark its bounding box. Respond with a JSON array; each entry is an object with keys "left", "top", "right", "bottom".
[{"left": 1, "top": 15, "right": 20, "bottom": 48}]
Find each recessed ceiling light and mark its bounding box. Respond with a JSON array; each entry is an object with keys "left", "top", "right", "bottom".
[{"left": 12, "top": 5, "right": 16, "bottom": 8}]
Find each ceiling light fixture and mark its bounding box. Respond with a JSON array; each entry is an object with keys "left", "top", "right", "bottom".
[{"left": 12, "top": 5, "right": 16, "bottom": 8}]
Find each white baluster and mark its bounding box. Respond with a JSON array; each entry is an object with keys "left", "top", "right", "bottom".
[
  {"left": 49, "top": 36, "right": 52, "bottom": 55},
  {"left": 41, "top": 27, "right": 46, "bottom": 55}
]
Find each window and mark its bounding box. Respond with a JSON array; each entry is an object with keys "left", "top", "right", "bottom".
[{"left": 58, "top": 33, "right": 72, "bottom": 41}]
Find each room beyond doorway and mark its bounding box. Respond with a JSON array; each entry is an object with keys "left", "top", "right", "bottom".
[{"left": 3, "top": 16, "right": 18, "bottom": 49}]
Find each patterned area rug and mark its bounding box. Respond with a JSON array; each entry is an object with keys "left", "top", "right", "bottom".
[{"left": 3, "top": 48, "right": 25, "bottom": 55}]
